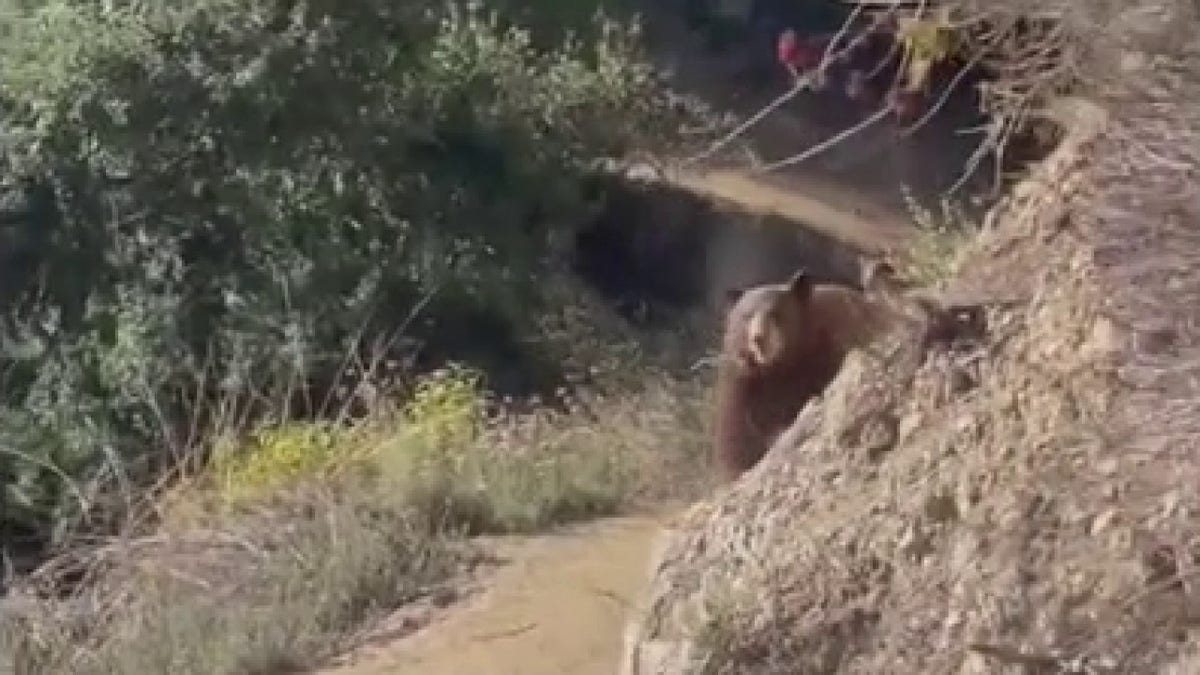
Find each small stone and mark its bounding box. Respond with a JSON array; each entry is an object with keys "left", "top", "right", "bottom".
[
  {"left": 1096, "top": 458, "right": 1119, "bottom": 477},
  {"left": 1091, "top": 508, "right": 1118, "bottom": 535},
  {"left": 1160, "top": 490, "right": 1182, "bottom": 519},
  {"left": 898, "top": 411, "right": 922, "bottom": 444},
  {"left": 1083, "top": 316, "right": 1123, "bottom": 359}
]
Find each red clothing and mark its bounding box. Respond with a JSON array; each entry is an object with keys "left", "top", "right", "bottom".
[
  {"left": 777, "top": 31, "right": 825, "bottom": 71},
  {"left": 890, "top": 89, "right": 922, "bottom": 124}
]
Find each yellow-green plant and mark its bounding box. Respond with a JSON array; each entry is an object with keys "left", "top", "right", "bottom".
[
  {"left": 209, "top": 422, "right": 342, "bottom": 504},
  {"left": 898, "top": 186, "right": 977, "bottom": 286},
  {"left": 895, "top": 10, "right": 957, "bottom": 94},
  {"left": 401, "top": 364, "right": 486, "bottom": 452}
]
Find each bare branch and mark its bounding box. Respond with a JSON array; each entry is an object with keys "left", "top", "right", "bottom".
[
  {"left": 680, "top": 2, "right": 905, "bottom": 170},
  {"left": 757, "top": 105, "right": 893, "bottom": 174},
  {"left": 900, "top": 48, "right": 985, "bottom": 137},
  {"left": 680, "top": 78, "right": 813, "bottom": 168},
  {"left": 821, "top": 4, "right": 865, "bottom": 67}
]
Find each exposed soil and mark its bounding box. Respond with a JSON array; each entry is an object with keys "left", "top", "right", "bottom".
[{"left": 321, "top": 513, "right": 673, "bottom": 675}]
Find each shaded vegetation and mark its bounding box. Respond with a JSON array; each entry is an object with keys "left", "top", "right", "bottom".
[
  {"left": 0, "top": 0, "right": 697, "bottom": 557},
  {"left": 0, "top": 1, "right": 721, "bottom": 670}
]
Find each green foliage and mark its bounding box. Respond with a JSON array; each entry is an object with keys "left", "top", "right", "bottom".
[
  {"left": 370, "top": 364, "right": 630, "bottom": 534},
  {"left": 203, "top": 365, "right": 486, "bottom": 508},
  {"left": 210, "top": 422, "right": 340, "bottom": 503},
  {"left": 899, "top": 186, "right": 978, "bottom": 286},
  {"left": 0, "top": 0, "right": 685, "bottom": 550},
  {"left": 400, "top": 364, "right": 487, "bottom": 452},
  {"left": 167, "top": 363, "right": 638, "bottom": 535}
]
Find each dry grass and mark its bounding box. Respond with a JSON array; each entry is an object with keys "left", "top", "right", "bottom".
[
  {"left": 0, "top": 293, "right": 715, "bottom": 674},
  {"left": 895, "top": 186, "right": 979, "bottom": 287},
  {"left": 1, "top": 494, "right": 461, "bottom": 675}
]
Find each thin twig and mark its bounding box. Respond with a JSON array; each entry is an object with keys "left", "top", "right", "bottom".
[
  {"left": 680, "top": 78, "right": 813, "bottom": 168},
  {"left": 0, "top": 446, "right": 90, "bottom": 518},
  {"left": 821, "top": 4, "right": 865, "bottom": 68},
  {"left": 680, "top": 3, "right": 904, "bottom": 170},
  {"left": 901, "top": 47, "right": 986, "bottom": 137},
  {"left": 757, "top": 105, "right": 893, "bottom": 174},
  {"left": 865, "top": 33, "right": 901, "bottom": 80},
  {"left": 587, "top": 584, "right": 635, "bottom": 610},
  {"left": 967, "top": 642, "right": 1063, "bottom": 668},
  {"left": 472, "top": 621, "right": 537, "bottom": 642}
]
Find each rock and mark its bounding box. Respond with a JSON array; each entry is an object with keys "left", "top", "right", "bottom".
[
  {"left": 1082, "top": 316, "right": 1123, "bottom": 361},
  {"left": 1090, "top": 508, "right": 1118, "bottom": 535},
  {"left": 620, "top": 637, "right": 703, "bottom": 675},
  {"left": 898, "top": 410, "right": 922, "bottom": 445},
  {"left": 1095, "top": 457, "right": 1119, "bottom": 477}
]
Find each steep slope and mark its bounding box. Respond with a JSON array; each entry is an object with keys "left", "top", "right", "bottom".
[{"left": 621, "top": 4, "right": 1200, "bottom": 668}]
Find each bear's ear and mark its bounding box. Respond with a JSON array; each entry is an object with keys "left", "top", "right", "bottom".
[
  {"left": 723, "top": 287, "right": 745, "bottom": 310},
  {"left": 787, "top": 269, "right": 813, "bottom": 300}
]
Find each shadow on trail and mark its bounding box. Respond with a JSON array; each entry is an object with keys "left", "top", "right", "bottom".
[{"left": 572, "top": 174, "right": 864, "bottom": 328}]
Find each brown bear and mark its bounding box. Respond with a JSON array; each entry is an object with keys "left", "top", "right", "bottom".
[{"left": 713, "top": 268, "right": 892, "bottom": 481}]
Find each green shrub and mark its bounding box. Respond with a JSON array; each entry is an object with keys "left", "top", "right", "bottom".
[
  {"left": 168, "top": 363, "right": 653, "bottom": 535},
  {"left": 0, "top": 0, "right": 687, "bottom": 549},
  {"left": 209, "top": 422, "right": 341, "bottom": 504},
  {"left": 366, "top": 364, "right": 632, "bottom": 534}
]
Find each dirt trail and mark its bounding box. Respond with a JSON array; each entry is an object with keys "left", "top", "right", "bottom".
[
  {"left": 324, "top": 514, "right": 671, "bottom": 675},
  {"left": 319, "top": 161, "right": 902, "bottom": 674},
  {"left": 667, "top": 167, "right": 911, "bottom": 254},
  {"left": 319, "top": 8, "right": 988, "bottom": 673}
]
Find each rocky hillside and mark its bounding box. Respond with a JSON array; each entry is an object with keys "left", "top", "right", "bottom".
[{"left": 621, "top": 2, "right": 1200, "bottom": 673}]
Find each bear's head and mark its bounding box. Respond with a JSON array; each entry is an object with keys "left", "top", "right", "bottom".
[{"left": 723, "top": 269, "right": 816, "bottom": 373}]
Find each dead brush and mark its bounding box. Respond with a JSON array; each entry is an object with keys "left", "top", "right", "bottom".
[{"left": 0, "top": 284, "right": 715, "bottom": 673}]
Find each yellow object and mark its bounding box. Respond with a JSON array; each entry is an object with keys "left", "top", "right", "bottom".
[{"left": 895, "top": 11, "right": 955, "bottom": 93}]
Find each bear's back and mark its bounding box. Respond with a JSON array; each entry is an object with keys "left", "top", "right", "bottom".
[{"left": 806, "top": 283, "right": 892, "bottom": 355}]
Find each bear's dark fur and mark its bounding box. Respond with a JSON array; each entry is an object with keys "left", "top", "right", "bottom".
[{"left": 713, "top": 268, "right": 890, "bottom": 480}]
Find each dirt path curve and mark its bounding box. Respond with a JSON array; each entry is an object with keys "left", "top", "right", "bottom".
[
  {"left": 666, "top": 167, "right": 911, "bottom": 254},
  {"left": 323, "top": 513, "right": 673, "bottom": 675}
]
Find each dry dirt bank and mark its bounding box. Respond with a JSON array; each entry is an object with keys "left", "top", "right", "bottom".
[{"left": 622, "top": 25, "right": 1200, "bottom": 675}]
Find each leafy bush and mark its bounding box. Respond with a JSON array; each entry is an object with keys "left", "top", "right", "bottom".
[
  {"left": 209, "top": 423, "right": 341, "bottom": 504},
  {"left": 0, "top": 0, "right": 686, "bottom": 551},
  {"left": 400, "top": 364, "right": 487, "bottom": 452},
  {"left": 166, "top": 361, "right": 695, "bottom": 535}
]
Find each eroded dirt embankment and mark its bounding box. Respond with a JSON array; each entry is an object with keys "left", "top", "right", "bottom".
[
  {"left": 620, "top": 5, "right": 1200, "bottom": 672},
  {"left": 623, "top": 77, "right": 1200, "bottom": 673},
  {"left": 620, "top": 97, "right": 1108, "bottom": 675}
]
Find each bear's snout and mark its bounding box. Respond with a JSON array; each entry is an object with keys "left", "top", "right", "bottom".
[
  {"left": 751, "top": 330, "right": 770, "bottom": 359},
  {"left": 746, "top": 314, "right": 780, "bottom": 366}
]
